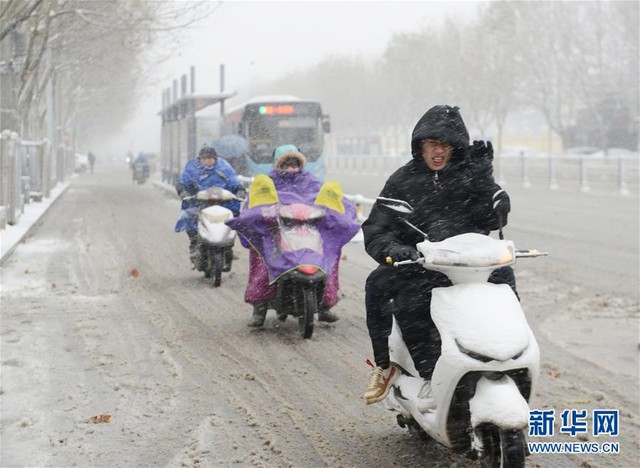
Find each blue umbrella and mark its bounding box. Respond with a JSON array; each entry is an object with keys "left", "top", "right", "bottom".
[{"left": 212, "top": 134, "right": 249, "bottom": 160}]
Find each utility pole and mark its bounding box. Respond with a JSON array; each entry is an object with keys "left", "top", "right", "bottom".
[{"left": 219, "top": 64, "right": 225, "bottom": 136}]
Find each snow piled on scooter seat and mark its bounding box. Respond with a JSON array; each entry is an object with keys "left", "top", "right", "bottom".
[{"left": 432, "top": 283, "right": 529, "bottom": 361}]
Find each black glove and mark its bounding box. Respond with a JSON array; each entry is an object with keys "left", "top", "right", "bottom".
[
  {"left": 492, "top": 189, "right": 511, "bottom": 227},
  {"left": 175, "top": 184, "right": 188, "bottom": 199},
  {"left": 469, "top": 140, "right": 494, "bottom": 180},
  {"left": 387, "top": 244, "right": 419, "bottom": 263},
  {"left": 470, "top": 140, "right": 494, "bottom": 162},
  {"left": 236, "top": 187, "right": 247, "bottom": 199}
]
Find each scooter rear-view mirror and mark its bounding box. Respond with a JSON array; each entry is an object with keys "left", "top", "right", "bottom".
[
  {"left": 376, "top": 197, "right": 414, "bottom": 217},
  {"left": 376, "top": 196, "right": 428, "bottom": 240}
]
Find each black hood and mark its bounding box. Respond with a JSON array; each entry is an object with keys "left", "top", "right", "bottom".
[{"left": 410, "top": 105, "right": 470, "bottom": 161}]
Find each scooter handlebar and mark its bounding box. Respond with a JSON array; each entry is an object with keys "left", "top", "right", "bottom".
[
  {"left": 515, "top": 249, "right": 549, "bottom": 258},
  {"left": 179, "top": 187, "right": 243, "bottom": 202},
  {"left": 183, "top": 193, "right": 245, "bottom": 202},
  {"left": 386, "top": 256, "right": 425, "bottom": 267},
  {"left": 385, "top": 249, "right": 548, "bottom": 268}
]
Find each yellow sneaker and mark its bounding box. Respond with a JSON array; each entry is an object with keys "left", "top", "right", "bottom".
[{"left": 363, "top": 364, "right": 398, "bottom": 404}]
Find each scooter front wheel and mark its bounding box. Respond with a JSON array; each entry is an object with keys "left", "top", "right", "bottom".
[
  {"left": 478, "top": 425, "right": 526, "bottom": 468},
  {"left": 299, "top": 288, "right": 315, "bottom": 339}
]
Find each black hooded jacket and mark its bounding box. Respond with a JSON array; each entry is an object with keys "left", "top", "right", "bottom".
[{"left": 362, "top": 105, "right": 507, "bottom": 265}]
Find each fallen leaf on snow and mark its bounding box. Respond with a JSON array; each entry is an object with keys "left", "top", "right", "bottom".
[
  {"left": 128, "top": 268, "right": 140, "bottom": 278},
  {"left": 86, "top": 414, "right": 112, "bottom": 424},
  {"left": 548, "top": 370, "right": 561, "bottom": 379}
]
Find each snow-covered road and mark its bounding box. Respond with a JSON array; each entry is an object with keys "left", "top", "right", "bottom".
[{"left": 1, "top": 164, "right": 638, "bottom": 467}]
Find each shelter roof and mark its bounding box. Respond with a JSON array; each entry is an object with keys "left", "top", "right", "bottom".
[{"left": 159, "top": 92, "right": 236, "bottom": 116}]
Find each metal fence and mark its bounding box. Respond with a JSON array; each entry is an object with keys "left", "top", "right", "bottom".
[
  {"left": 0, "top": 130, "right": 72, "bottom": 229},
  {"left": 326, "top": 153, "right": 639, "bottom": 196},
  {"left": 494, "top": 156, "right": 639, "bottom": 195}
]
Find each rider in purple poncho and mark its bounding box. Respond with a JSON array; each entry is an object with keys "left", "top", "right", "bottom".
[{"left": 229, "top": 144, "right": 358, "bottom": 328}]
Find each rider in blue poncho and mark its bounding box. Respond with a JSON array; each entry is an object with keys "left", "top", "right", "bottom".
[{"left": 174, "top": 145, "right": 241, "bottom": 262}]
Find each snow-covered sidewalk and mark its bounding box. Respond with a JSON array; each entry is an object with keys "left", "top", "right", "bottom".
[{"left": 0, "top": 182, "right": 70, "bottom": 265}]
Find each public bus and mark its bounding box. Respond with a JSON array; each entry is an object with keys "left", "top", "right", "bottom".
[{"left": 223, "top": 96, "right": 331, "bottom": 179}]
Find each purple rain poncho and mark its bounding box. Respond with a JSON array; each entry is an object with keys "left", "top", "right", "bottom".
[{"left": 226, "top": 170, "right": 361, "bottom": 307}]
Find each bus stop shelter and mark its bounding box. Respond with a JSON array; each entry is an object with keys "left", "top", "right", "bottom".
[{"left": 159, "top": 92, "right": 235, "bottom": 184}]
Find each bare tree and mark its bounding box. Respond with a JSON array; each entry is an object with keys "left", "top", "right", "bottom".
[
  {"left": 1, "top": 0, "right": 220, "bottom": 149},
  {"left": 0, "top": 0, "right": 44, "bottom": 42}
]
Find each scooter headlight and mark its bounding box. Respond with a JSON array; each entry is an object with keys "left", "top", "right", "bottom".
[
  {"left": 456, "top": 340, "right": 494, "bottom": 363},
  {"left": 482, "top": 371, "right": 505, "bottom": 381},
  {"left": 455, "top": 339, "right": 527, "bottom": 363}
]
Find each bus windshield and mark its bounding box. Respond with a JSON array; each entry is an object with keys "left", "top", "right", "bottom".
[{"left": 244, "top": 102, "right": 325, "bottom": 163}]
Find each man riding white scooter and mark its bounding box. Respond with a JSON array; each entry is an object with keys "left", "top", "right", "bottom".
[
  {"left": 361, "top": 105, "right": 515, "bottom": 409},
  {"left": 174, "top": 145, "right": 242, "bottom": 268}
]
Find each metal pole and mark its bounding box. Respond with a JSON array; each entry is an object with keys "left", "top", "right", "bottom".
[
  {"left": 618, "top": 156, "right": 629, "bottom": 195},
  {"left": 220, "top": 64, "right": 225, "bottom": 116},
  {"left": 548, "top": 154, "right": 558, "bottom": 190},
  {"left": 521, "top": 151, "right": 531, "bottom": 188},
  {"left": 220, "top": 64, "right": 226, "bottom": 136},
  {"left": 161, "top": 89, "right": 166, "bottom": 182},
  {"left": 496, "top": 145, "right": 506, "bottom": 186},
  {"left": 6, "top": 131, "right": 20, "bottom": 224},
  {"left": 579, "top": 157, "right": 590, "bottom": 192},
  {"left": 188, "top": 99, "right": 196, "bottom": 157}
]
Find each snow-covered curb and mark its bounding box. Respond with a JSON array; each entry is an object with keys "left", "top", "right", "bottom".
[{"left": 0, "top": 182, "right": 70, "bottom": 265}]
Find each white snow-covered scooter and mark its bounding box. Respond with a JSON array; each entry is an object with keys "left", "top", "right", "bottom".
[
  {"left": 191, "top": 187, "right": 241, "bottom": 287},
  {"left": 376, "top": 197, "right": 547, "bottom": 468}
]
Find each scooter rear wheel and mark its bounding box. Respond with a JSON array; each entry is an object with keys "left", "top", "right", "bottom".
[
  {"left": 299, "top": 288, "right": 315, "bottom": 339},
  {"left": 212, "top": 250, "right": 223, "bottom": 287},
  {"left": 478, "top": 425, "right": 526, "bottom": 468}
]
